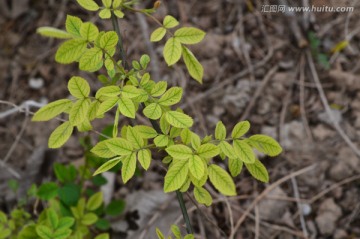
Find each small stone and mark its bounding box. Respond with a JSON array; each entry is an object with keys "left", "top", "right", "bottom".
[
  {"left": 315, "top": 198, "right": 342, "bottom": 235},
  {"left": 28, "top": 77, "right": 44, "bottom": 90},
  {"left": 258, "top": 187, "right": 289, "bottom": 221}
]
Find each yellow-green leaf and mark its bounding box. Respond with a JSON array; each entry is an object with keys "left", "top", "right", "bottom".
[
  {"left": 93, "top": 157, "right": 121, "bottom": 175},
  {"left": 245, "top": 159, "right": 269, "bottom": 182},
  {"left": 122, "top": 85, "right": 142, "bottom": 99},
  {"left": 68, "top": 76, "right": 90, "bottom": 98},
  {"left": 69, "top": 99, "right": 90, "bottom": 126},
  {"left": 247, "top": 135, "right": 283, "bottom": 157},
  {"left": 232, "top": 121, "right": 250, "bottom": 138},
  {"left": 143, "top": 103, "right": 162, "bottom": 120},
  {"left": 174, "top": 27, "right": 205, "bottom": 44},
  {"left": 97, "top": 97, "right": 118, "bottom": 116},
  {"left": 133, "top": 125, "right": 158, "bottom": 139},
  {"left": 164, "top": 159, "right": 189, "bottom": 192},
  {"left": 208, "top": 164, "right": 236, "bottom": 196},
  {"left": 158, "top": 87, "right": 182, "bottom": 106},
  {"left": 138, "top": 149, "right": 151, "bottom": 170},
  {"left": 81, "top": 213, "right": 98, "bottom": 225},
  {"left": 95, "top": 86, "right": 120, "bottom": 99},
  {"left": 219, "top": 141, "right": 236, "bottom": 158},
  {"left": 166, "top": 144, "right": 192, "bottom": 159},
  {"left": 99, "top": 9, "right": 111, "bottom": 19},
  {"left": 48, "top": 121, "right": 73, "bottom": 148},
  {"left": 165, "top": 111, "right": 193, "bottom": 128},
  {"left": 163, "top": 15, "right": 179, "bottom": 29},
  {"left": 121, "top": 153, "right": 137, "bottom": 183},
  {"left": 86, "top": 192, "right": 103, "bottom": 211},
  {"left": 163, "top": 37, "right": 182, "bottom": 66},
  {"left": 102, "top": 0, "right": 112, "bottom": 8},
  {"left": 126, "top": 126, "right": 144, "bottom": 149},
  {"left": 55, "top": 39, "right": 87, "bottom": 64},
  {"left": 194, "top": 187, "right": 212, "bottom": 206},
  {"left": 80, "top": 22, "right": 99, "bottom": 41},
  {"left": 171, "top": 225, "right": 181, "bottom": 239},
  {"left": 114, "top": 10, "right": 124, "bottom": 18},
  {"left": 37, "top": 27, "right": 72, "bottom": 39},
  {"left": 106, "top": 138, "right": 133, "bottom": 155},
  {"left": 77, "top": 0, "right": 99, "bottom": 11},
  {"left": 32, "top": 99, "right": 72, "bottom": 122},
  {"left": 215, "top": 121, "right": 226, "bottom": 140},
  {"left": 228, "top": 157, "right": 243, "bottom": 177},
  {"left": 197, "top": 143, "right": 219, "bottom": 158},
  {"left": 182, "top": 46, "right": 203, "bottom": 83},
  {"left": 66, "top": 15, "right": 82, "bottom": 37},
  {"left": 151, "top": 81, "right": 167, "bottom": 97},
  {"left": 233, "top": 140, "right": 255, "bottom": 164},
  {"left": 99, "top": 31, "right": 118, "bottom": 50},
  {"left": 118, "top": 98, "right": 136, "bottom": 119},
  {"left": 91, "top": 140, "right": 117, "bottom": 158},
  {"left": 154, "top": 134, "right": 169, "bottom": 147},
  {"left": 79, "top": 47, "right": 103, "bottom": 72},
  {"left": 150, "top": 27, "right": 166, "bottom": 42},
  {"left": 188, "top": 155, "right": 204, "bottom": 179}
]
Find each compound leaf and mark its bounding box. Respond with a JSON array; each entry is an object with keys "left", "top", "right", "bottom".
[
  {"left": 48, "top": 121, "right": 73, "bottom": 148},
  {"left": 208, "top": 164, "right": 236, "bottom": 196}
]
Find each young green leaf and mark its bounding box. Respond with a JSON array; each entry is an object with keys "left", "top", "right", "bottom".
[
  {"left": 208, "top": 164, "right": 236, "bottom": 196},
  {"left": 232, "top": 121, "right": 250, "bottom": 138},
  {"left": 245, "top": 159, "right": 269, "bottom": 183},
  {"left": 99, "top": 31, "right": 118, "bottom": 50},
  {"left": 76, "top": 0, "right": 100, "bottom": 11},
  {"left": 81, "top": 212, "right": 98, "bottom": 225},
  {"left": 65, "top": 15, "right": 82, "bottom": 37},
  {"left": 151, "top": 81, "right": 167, "bottom": 97},
  {"left": 79, "top": 47, "right": 103, "bottom": 72},
  {"left": 55, "top": 39, "right": 87, "bottom": 64},
  {"left": 53, "top": 229, "right": 72, "bottom": 239},
  {"left": 181, "top": 128, "right": 192, "bottom": 145},
  {"left": 32, "top": 99, "right": 72, "bottom": 122},
  {"left": 122, "top": 85, "right": 142, "bottom": 99},
  {"left": 154, "top": 134, "right": 169, "bottom": 147},
  {"left": 143, "top": 103, "right": 162, "bottom": 120},
  {"left": 36, "top": 225, "right": 52, "bottom": 239},
  {"left": 247, "top": 135, "right": 283, "bottom": 157},
  {"left": 80, "top": 22, "right": 99, "bottom": 41},
  {"left": 37, "top": 182, "right": 58, "bottom": 200},
  {"left": 164, "top": 159, "right": 189, "bottom": 192},
  {"left": 174, "top": 27, "right": 206, "bottom": 44},
  {"left": 140, "top": 54, "right": 150, "bottom": 69},
  {"left": 46, "top": 208, "right": 59, "bottom": 228},
  {"left": 160, "top": 114, "right": 170, "bottom": 134},
  {"left": 219, "top": 141, "right": 236, "bottom": 159},
  {"left": 114, "top": 10, "right": 124, "bottom": 18},
  {"left": 126, "top": 127, "right": 144, "bottom": 148},
  {"left": 215, "top": 121, "right": 226, "bottom": 140},
  {"left": 165, "top": 145, "right": 193, "bottom": 159},
  {"left": 99, "top": 9, "right": 111, "bottom": 19},
  {"left": 112, "top": 0, "right": 122, "bottom": 8},
  {"left": 171, "top": 225, "right": 182, "bottom": 239},
  {"left": 48, "top": 121, "right": 73, "bottom": 148},
  {"left": 93, "top": 157, "right": 122, "bottom": 175},
  {"left": 134, "top": 125, "right": 158, "bottom": 139},
  {"left": 233, "top": 140, "right": 255, "bottom": 164},
  {"left": 188, "top": 155, "right": 205, "bottom": 179},
  {"left": 91, "top": 140, "right": 117, "bottom": 158},
  {"left": 163, "top": 15, "right": 179, "bottom": 28},
  {"left": 138, "top": 149, "right": 151, "bottom": 170},
  {"left": 184, "top": 234, "right": 195, "bottom": 239},
  {"left": 150, "top": 27, "right": 166, "bottom": 42},
  {"left": 97, "top": 97, "right": 118, "bottom": 115},
  {"left": 95, "top": 233, "right": 110, "bottom": 239},
  {"left": 165, "top": 111, "right": 193, "bottom": 128},
  {"left": 106, "top": 138, "right": 133, "bottom": 155},
  {"left": 105, "top": 199, "right": 125, "bottom": 216},
  {"left": 96, "top": 86, "right": 121, "bottom": 98},
  {"left": 163, "top": 37, "right": 182, "bottom": 66},
  {"left": 191, "top": 132, "right": 201, "bottom": 150},
  {"left": 68, "top": 76, "right": 90, "bottom": 98},
  {"left": 158, "top": 87, "right": 182, "bottom": 106},
  {"left": 37, "top": 27, "right": 72, "bottom": 39},
  {"left": 156, "top": 228, "right": 165, "bottom": 239},
  {"left": 102, "top": 0, "right": 112, "bottom": 8},
  {"left": 86, "top": 192, "right": 103, "bottom": 211},
  {"left": 118, "top": 98, "right": 136, "bottom": 118},
  {"left": 197, "top": 143, "right": 219, "bottom": 158},
  {"left": 69, "top": 99, "right": 90, "bottom": 126},
  {"left": 182, "top": 46, "right": 203, "bottom": 83},
  {"left": 121, "top": 153, "right": 137, "bottom": 183},
  {"left": 57, "top": 217, "right": 75, "bottom": 230},
  {"left": 228, "top": 157, "right": 243, "bottom": 177},
  {"left": 194, "top": 187, "right": 212, "bottom": 206}
]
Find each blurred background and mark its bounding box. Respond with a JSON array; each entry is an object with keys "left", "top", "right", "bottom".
[{"left": 0, "top": 0, "right": 360, "bottom": 238}]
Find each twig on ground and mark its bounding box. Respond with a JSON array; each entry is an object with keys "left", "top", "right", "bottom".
[
  {"left": 254, "top": 205, "right": 260, "bottom": 239},
  {"left": 306, "top": 50, "right": 360, "bottom": 157},
  {"left": 291, "top": 176, "right": 308, "bottom": 238},
  {"left": 240, "top": 65, "right": 279, "bottom": 121},
  {"left": 229, "top": 164, "right": 316, "bottom": 239}
]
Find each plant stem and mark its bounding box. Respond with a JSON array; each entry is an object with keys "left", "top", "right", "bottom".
[{"left": 110, "top": 13, "right": 194, "bottom": 234}]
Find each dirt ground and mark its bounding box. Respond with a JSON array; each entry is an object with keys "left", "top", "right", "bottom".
[{"left": 1, "top": 0, "right": 360, "bottom": 238}]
